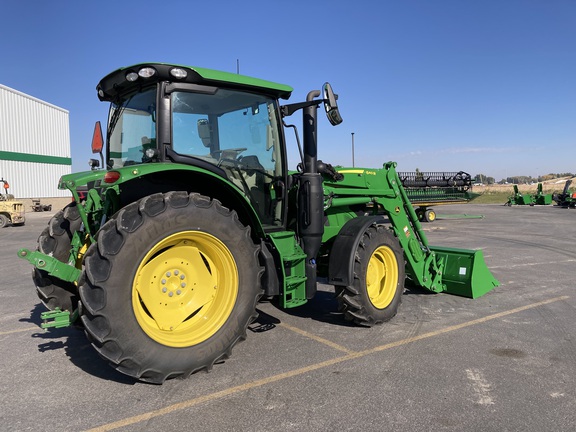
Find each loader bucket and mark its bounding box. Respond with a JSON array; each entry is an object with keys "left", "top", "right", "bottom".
[{"left": 430, "top": 246, "right": 500, "bottom": 298}]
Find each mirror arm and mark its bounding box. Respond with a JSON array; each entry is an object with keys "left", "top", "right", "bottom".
[{"left": 280, "top": 99, "right": 322, "bottom": 117}]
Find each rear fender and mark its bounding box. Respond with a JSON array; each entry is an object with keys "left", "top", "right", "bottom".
[{"left": 99, "top": 165, "right": 266, "bottom": 240}]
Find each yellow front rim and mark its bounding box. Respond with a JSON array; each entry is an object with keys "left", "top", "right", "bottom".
[
  {"left": 366, "top": 245, "right": 398, "bottom": 309},
  {"left": 132, "top": 231, "right": 238, "bottom": 348}
]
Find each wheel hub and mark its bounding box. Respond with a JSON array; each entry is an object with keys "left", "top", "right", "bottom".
[
  {"left": 366, "top": 246, "right": 398, "bottom": 309},
  {"left": 132, "top": 232, "right": 237, "bottom": 347}
]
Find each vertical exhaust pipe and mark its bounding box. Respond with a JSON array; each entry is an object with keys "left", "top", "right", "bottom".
[{"left": 298, "top": 90, "right": 323, "bottom": 299}]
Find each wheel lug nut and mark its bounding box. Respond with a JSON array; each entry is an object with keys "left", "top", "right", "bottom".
[
  {"left": 166, "top": 272, "right": 171, "bottom": 277},
  {"left": 176, "top": 290, "right": 182, "bottom": 295},
  {"left": 162, "top": 287, "right": 167, "bottom": 293},
  {"left": 181, "top": 283, "right": 186, "bottom": 288},
  {"left": 174, "top": 270, "right": 179, "bottom": 275},
  {"left": 161, "top": 279, "right": 166, "bottom": 284},
  {"left": 168, "top": 292, "right": 173, "bottom": 297},
  {"left": 180, "top": 275, "right": 185, "bottom": 280}
]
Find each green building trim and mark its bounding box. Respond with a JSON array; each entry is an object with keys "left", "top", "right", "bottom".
[{"left": 0, "top": 150, "right": 72, "bottom": 165}]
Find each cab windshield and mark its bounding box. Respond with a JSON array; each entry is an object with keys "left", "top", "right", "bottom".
[
  {"left": 107, "top": 87, "right": 157, "bottom": 168},
  {"left": 171, "top": 88, "right": 283, "bottom": 178},
  {"left": 171, "top": 88, "right": 285, "bottom": 226}
]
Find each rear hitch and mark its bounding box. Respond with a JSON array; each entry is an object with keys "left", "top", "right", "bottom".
[
  {"left": 18, "top": 248, "right": 81, "bottom": 284},
  {"left": 40, "top": 308, "right": 79, "bottom": 329}
]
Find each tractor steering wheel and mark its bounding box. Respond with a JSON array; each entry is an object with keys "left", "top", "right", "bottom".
[{"left": 214, "top": 148, "right": 248, "bottom": 168}]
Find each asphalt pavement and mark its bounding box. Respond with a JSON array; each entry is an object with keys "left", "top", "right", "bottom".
[{"left": 1, "top": 204, "right": 575, "bottom": 431}]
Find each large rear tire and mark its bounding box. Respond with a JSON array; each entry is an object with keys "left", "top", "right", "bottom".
[
  {"left": 79, "top": 192, "right": 263, "bottom": 383},
  {"left": 336, "top": 226, "right": 404, "bottom": 326},
  {"left": 33, "top": 203, "right": 82, "bottom": 311}
]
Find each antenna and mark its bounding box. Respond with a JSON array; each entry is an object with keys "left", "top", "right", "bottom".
[{"left": 236, "top": 59, "right": 240, "bottom": 74}]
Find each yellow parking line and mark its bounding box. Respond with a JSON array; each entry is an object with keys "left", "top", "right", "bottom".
[
  {"left": 278, "top": 322, "right": 354, "bottom": 354},
  {"left": 0, "top": 327, "right": 38, "bottom": 336},
  {"left": 85, "top": 295, "right": 569, "bottom": 432},
  {"left": 358, "top": 295, "right": 569, "bottom": 357}
]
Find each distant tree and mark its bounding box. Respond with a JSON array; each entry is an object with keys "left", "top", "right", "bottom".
[
  {"left": 474, "top": 174, "right": 495, "bottom": 185},
  {"left": 540, "top": 173, "right": 574, "bottom": 181}
]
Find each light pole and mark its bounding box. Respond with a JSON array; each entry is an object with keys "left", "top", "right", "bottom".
[{"left": 351, "top": 132, "right": 355, "bottom": 167}]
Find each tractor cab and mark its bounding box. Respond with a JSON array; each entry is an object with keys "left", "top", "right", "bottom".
[{"left": 91, "top": 64, "right": 295, "bottom": 229}]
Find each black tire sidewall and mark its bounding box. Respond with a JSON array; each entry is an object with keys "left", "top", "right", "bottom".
[
  {"left": 80, "top": 193, "right": 261, "bottom": 378},
  {"left": 353, "top": 226, "right": 405, "bottom": 323},
  {"left": 34, "top": 202, "right": 82, "bottom": 310}
]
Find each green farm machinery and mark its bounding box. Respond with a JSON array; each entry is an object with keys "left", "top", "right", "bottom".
[
  {"left": 398, "top": 171, "right": 477, "bottom": 222},
  {"left": 506, "top": 183, "right": 552, "bottom": 206},
  {"left": 553, "top": 180, "right": 576, "bottom": 208},
  {"left": 18, "top": 63, "right": 499, "bottom": 383}
]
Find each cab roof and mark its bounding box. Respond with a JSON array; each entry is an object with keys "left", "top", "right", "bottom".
[{"left": 97, "top": 63, "right": 293, "bottom": 102}]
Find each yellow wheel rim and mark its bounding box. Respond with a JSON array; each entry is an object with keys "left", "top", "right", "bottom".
[
  {"left": 365, "top": 245, "right": 398, "bottom": 309},
  {"left": 132, "top": 231, "right": 238, "bottom": 348},
  {"left": 428, "top": 211, "right": 436, "bottom": 222},
  {"left": 73, "top": 237, "right": 91, "bottom": 287}
]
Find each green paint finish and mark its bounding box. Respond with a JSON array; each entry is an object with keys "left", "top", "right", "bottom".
[
  {"left": 191, "top": 64, "right": 293, "bottom": 95},
  {"left": 267, "top": 231, "right": 307, "bottom": 308},
  {"left": 40, "top": 308, "right": 79, "bottom": 329},
  {"left": 17, "top": 248, "right": 81, "bottom": 283},
  {"left": 101, "top": 162, "right": 243, "bottom": 191},
  {"left": 0, "top": 150, "right": 71, "bottom": 165},
  {"left": 58, "top": 169, "right": 106, "bottom": 189},
  {"left": 323, "top": 162, "right": 500, "bottom": 299}
]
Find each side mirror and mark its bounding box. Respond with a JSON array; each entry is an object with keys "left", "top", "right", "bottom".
[
  {"left": 197, "top": 119, "right": 211, "bottom": 147},
  {"left": 322, "top": 82, "right": 343, "bottom": 126},
  {"left": 92, "top": 121, "right": 104, "bottom": 154}
]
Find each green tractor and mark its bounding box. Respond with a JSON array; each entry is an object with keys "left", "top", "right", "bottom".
[{"left": 19, "top": 63, "right": 498, "bottom": 383}]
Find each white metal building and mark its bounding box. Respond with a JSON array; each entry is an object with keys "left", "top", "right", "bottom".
[{"left": 0, "top": 84, "right": 71, "bottom": 198}]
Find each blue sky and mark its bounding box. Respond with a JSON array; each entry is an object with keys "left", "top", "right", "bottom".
[{"left": 1, "top": 0, "right": 575, "bottom": 181}]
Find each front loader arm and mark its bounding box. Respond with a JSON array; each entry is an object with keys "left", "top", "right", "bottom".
[
  {"left": 325, "top": 162, "right": 498, "bottom": 298},
  {"left": 377, "top": 162, "right": 445, "bottom": 292}
]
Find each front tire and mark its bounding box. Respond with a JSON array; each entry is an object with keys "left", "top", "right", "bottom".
[
  {"left": 79, "top": 192, "right": 263, "bottom": 383},
  {"left": 336, "top": 226, "right": 405, "bottom": 326}
]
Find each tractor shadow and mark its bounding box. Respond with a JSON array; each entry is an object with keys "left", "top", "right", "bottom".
[
  {"left": 402, "top": 281, "right": 438, "bottom": 296},
  {"left": 255, "top": 279, "right": 437, "bottom": 329},
  {"left": 22, "top": 303, "right": 137, "bottom": 385},
  {"left": 257, "top": 284, "right": 356, "bottom": 328}
]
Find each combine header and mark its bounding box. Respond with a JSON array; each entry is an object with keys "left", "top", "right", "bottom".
[{"left": 398, "top": 171, "right": 477, "bottom": 222}]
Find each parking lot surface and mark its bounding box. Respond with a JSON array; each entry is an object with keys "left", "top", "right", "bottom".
[{"left": 1, "top": 204, "right": 575, "bottom": 431}]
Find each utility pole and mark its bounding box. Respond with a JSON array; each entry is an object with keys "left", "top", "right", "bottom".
[{"left": 351, "top": 132, "right": 355, "bottom": 167}]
